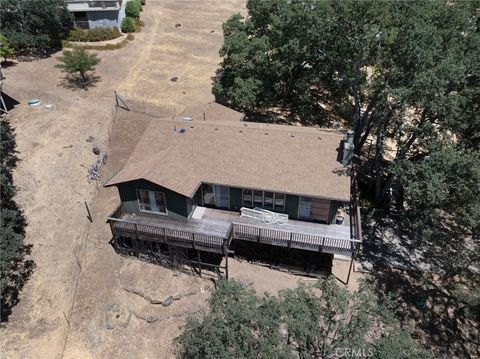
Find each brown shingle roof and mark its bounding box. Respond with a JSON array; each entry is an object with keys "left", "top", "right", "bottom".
[
  {"left": 179, "top": 102, "right": 245, "bottom": 122},
  {"left": 105, "top": 110, "right": 351, "bottom": 201}
]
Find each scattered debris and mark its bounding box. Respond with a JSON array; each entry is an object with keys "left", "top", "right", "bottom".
[
  {"left": 86, "top": 136, "right": 95, "bottom": 142},
  {"left": 170, "top": 76, "right": 178, "bottom": 82},
  {"left": 87, "top": 149, "right": 107, "bottom": 182},
  {"left": 174, "top": 23, "right": 182, "bottom": 27},
  {"left": 62, "top": 144, "right": 73, "bottom": 149}
]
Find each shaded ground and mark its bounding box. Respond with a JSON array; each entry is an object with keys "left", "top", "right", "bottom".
[{"left": 357, "top": 209, "right": 480, "bottom": 357}]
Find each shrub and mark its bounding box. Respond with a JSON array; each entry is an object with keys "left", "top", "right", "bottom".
[
  {"left": 141, "top": 0, "right": 146, "bottom": 4},
  {"left": 55, "top": 46, "right": 100, "bottom": 82},
  {"left": 67, "top": 27, "right": 121, "bottom": 42},
  {"left": 121, "top": 17, "right": 137, "bottom": 33},
  {"left": 125, "top": 0, "right": 141, "bottom": 18}
]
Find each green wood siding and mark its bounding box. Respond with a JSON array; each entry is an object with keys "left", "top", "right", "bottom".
[
  {"left": 117, "top": 179, "right": 188, "bottom": 221},
  {"left": 285, "top": 194, "right": 299, "bottom": 220},
  {"left": 229, "top": 187, "right": 242, "bottom": 211}
]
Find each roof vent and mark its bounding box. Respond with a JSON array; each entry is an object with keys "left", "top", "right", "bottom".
[
  {"left": 214, "top": 127, "right": 219, "bottom": 131},
  {"left": 179, "top": 128, "right": 186, "bottom": 133}
]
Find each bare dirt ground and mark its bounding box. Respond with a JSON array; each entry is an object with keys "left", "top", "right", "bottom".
[
  {"left": 0, "top": 1, "right": 246, "bottom": 358},
  {"left": 0, "top": 1, "right": 365, "bottom": 358}
]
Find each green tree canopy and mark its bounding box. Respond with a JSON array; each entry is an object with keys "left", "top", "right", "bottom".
[
  {"left": 215, "top": 0, "right": 480, "bottom": 282},
  {"left": 0, "top": 0, "right": 73, "bottom": 53},
  {"left": 176, "top": 279, "right": 430, "bottom": 359},
  {"left": 0, "top": 34, "right": 14, "bottom": 62},
  {"left": 55, "top": 46, "right": 101, "bottom": 82}
]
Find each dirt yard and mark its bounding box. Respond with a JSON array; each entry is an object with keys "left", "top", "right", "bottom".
[
  {"left": 0, "top": 1, "right": 363, "bottom": 358},
  {"left": 0, "top": 1, "right": 247, "bottom": 358}
]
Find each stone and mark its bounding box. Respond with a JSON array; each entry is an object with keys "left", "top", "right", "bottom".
[{"left": 162, "top": 296, "right": 174, "bottom": 307}]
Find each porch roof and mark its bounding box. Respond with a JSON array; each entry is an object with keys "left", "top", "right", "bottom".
[{"left": 105, "top": 105, "right": 351, "bottom": 201}]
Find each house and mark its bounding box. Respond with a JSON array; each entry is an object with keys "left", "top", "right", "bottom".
[
  {"left": 105, "top": 103, "right": 361, "bottom": 277},
  {"left": 65, "top": 0, "right": 126, "bottom": 29}
]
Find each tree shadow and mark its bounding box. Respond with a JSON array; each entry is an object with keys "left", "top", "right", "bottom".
[
  {"left": 369, "top": 269, "right": 479, "bottom": 357},
  {"left": 211, "top": 68, "right": 350, "bottom": 128},
  {"left": 358, "top": 205, "right": 480, "bottom": 357},
  {"left": 0, "top": 60, "right": 17, "bottom": 68},
  {"left": 59, "top": 74, "right": 101, "bottom": 91}
]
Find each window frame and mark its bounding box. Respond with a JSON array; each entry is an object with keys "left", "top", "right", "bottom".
[
  {"left": 136, "top": 189, "right": 168, "bottom": 216},
  {"left": 273, "top": 192, "right": 286, "bottom": 212},
  {"left": 242, "top": 188, "right": 253, "bottom": 207},
  {"left": 241, "top": 188, "right": 286, "bottom": 212}
]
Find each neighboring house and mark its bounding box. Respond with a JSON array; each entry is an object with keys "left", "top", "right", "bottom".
[
  {"left": 105, "top": 103, "right": 361, "bottom": 277},
  {"left": 65, "top": 0, "right": 126, "bottom": 29}
]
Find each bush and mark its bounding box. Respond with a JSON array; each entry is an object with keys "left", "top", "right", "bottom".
[
  {"left": 141, "top": 0, "right": 146, "bottom": 5},
  {"left": 121, "top": 17, "right": 137, "bottom": 33},
  {"left": 67, "top": 27, "right": 121, "bottom": 42},
  {"left": 125, "top": 0, "right": 141, "bottom": 18}
]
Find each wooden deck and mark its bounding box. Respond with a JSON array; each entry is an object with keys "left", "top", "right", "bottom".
[{"left": 107, "top": 205, "right": 360, "bottom": 255}]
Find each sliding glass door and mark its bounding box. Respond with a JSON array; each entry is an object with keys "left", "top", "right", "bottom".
[{"left": 202, "top": 184, "right": 229, "bottom": 209}]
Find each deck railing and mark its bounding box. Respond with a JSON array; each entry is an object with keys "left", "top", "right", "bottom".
[
  {"left": 107, "top": 203, "right": 361, "bottom": 255},
  {"left": 232, "top": 222, "right": 360, "bottom": 254},
  {"left": 107, "top": 205, "right": 226, "bottom": 253}
]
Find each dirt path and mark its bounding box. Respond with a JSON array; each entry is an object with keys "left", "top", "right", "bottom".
[{"left": 0, "top": 1, "right": 245, "bottom": 358}]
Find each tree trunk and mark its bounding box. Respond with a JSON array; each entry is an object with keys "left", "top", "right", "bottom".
[
  {"left": 374, "top": 118, "right": 386, "bottom": 203},
  {"left": 352, "top": 81, "right": 362, "bottom": 156},
  {"left": 80, "top": 71, "right": 86, "bottom": 82}
]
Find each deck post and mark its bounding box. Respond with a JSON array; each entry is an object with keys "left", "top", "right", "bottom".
[
  {"left": 197, "top": 250, "right": 201, "bottom": 277},
  {"left": 134, "top": 223, "right": 139, "bottom": 240},
  {"left": 225, "top": 248, "right": 229, "bottom": 280},
  {"left": 346, "top": 254, "right": 354, "bottom": 285}
]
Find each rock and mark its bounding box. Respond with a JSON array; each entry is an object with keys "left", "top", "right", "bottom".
[
  {"left": 170, "top": 76, "right": 178, "bottom": 82},
  {"left": 92, "top": 146, "right": 101, "bottom": 155},
  {"left": 173, "top": 293, "right": 182, "bottom": 300},
  {"left": 210, "top": 30, "right": 215, "bottom": 33},
  {"left": 86, "top": 136, "right": 95, "bottom": 142},
  {"left": 175, "top": 23, "right": 181, "bottom": 27},
  {"left": 162, "top": 296, "right": 174, "bottom": 307},
  {"left": 146, "top": 315, "right": 158, "bottom": 323},
  {"left": 150, "top": 298, "right": 163, "bottom": 304}
]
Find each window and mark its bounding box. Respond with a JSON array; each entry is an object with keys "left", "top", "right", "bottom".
[
  {"left": 136, "top": 189, "right": 167, "bottom": 214},
  {"left": 263, "top": 191, "right": 274, "bottom": 209},
  {"left": 274, "top": 193, "right": 286, "bottom": 211},
  {"left": 253, "top": 190, "right": 263, "bottom": 207},
  {"left": 242, "top": 188, "right": 252, "bottom": 206},
  {"left": 202, "top": 184, "right": 229, "bottom": 209},
  {"left": 241, "top": 188, "right": 286, "bottom": 212}
]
